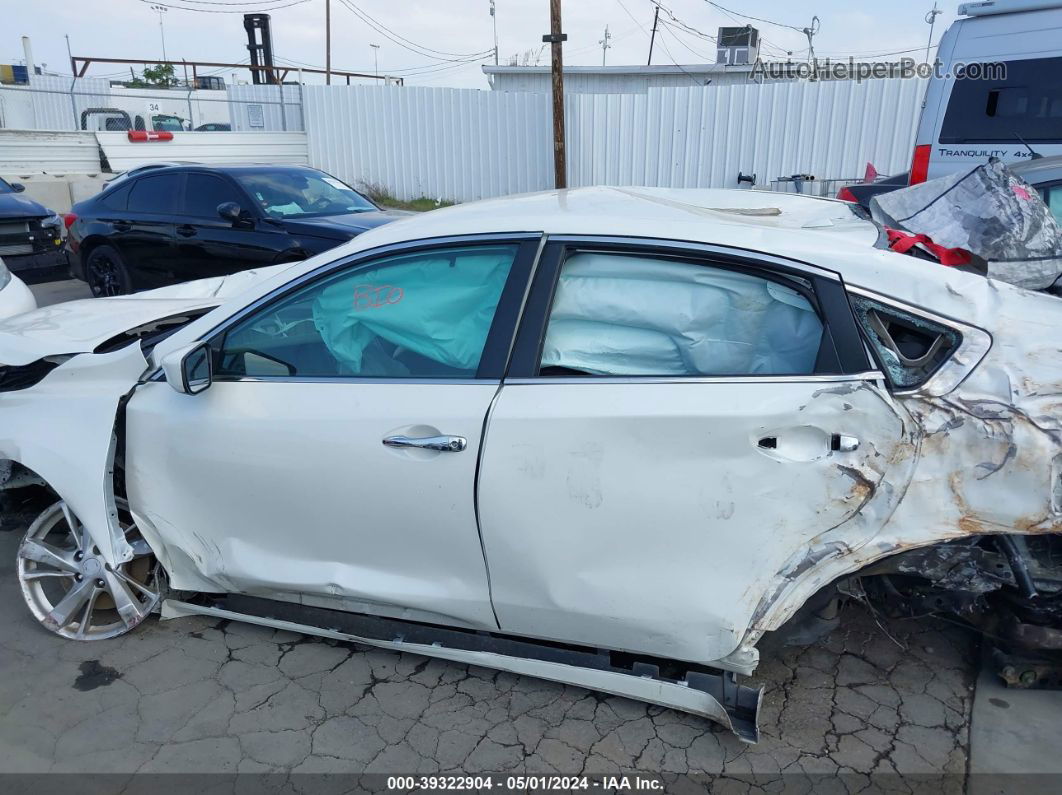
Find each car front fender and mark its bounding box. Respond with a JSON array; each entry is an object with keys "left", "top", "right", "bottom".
[{"left": 0, "top": 343, "right": 149, "bottom": 566}]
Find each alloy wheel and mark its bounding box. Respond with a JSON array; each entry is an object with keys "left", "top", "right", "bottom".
[
  {"left": 87, "top": 256, "right": 123, "bottom": 297},
  {"left": 17, "top": 501, "right": 160, "bottom": 640}
]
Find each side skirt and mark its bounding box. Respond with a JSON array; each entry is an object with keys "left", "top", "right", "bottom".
[{"left": 162, "top": 594, "right": 762, "bottom": 743}]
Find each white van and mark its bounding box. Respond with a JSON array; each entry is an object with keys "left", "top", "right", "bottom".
[{"left": 911, "top": 0, "right": 1062, "bottom": 184}]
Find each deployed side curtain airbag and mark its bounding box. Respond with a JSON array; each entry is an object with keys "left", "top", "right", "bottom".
[
  {"left": 312, "top": 248, "right": 514, "bottom": 375},
  {"left": 540, "top": 253, "right": 823, "bottom": 376}
]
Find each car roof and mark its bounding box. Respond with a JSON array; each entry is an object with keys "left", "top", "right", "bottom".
[
  {"left": 132, "top": 163, "right": 321, "bottom": 175},
  {"left": 348, "top": 186, "right": 880, "bottom": 263},
  {"left": 327, "top": 185, "right": 1022, "bottom": 315},
  {"left": 1010, "top": 155, "right": 1062, "bottom": 185}
]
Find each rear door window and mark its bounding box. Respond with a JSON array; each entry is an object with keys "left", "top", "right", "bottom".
[
  {"left": 1039, "top": 183, "right": 1062, "bottom": 226},
  {"left": 128, "top": 174, "right": 182, "bottom": 214},
  {"left": 940, "top": 57, "right": 1062, "bottom": 144},
  {"left": 536, "top": 252, "right": 824, "bottom": 377},
  {"left": 99, "top": 183, "right": 131, "bottom": 212}
]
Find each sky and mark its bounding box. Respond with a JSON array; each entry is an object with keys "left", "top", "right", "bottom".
[{"left": 5, "top": 0, "right": 960, "bottom": 89}]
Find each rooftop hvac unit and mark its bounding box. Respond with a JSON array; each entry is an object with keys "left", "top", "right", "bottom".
[{"left": 716, "top": 26, "right": 760, "bottom": 65}]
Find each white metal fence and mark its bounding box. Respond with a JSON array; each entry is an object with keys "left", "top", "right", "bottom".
[
  {"left": 3, "top": 76, "right": 927, "bottom": 203},
  {"left": 566, "top": 78, "right": 926, "bottom": 195},
  {"left": 96, "top": 131, "right": 309, "bottom": 172},
  {"left": 305, "top": 85, "right": 554, "bottom": 202},
  {"left": 304, "top": 78, "right": 927, "bottom": 202}
]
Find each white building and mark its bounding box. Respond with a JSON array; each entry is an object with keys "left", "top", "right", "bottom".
[{"left": 482, "top": 64, "right": 759, "bottom": 94}]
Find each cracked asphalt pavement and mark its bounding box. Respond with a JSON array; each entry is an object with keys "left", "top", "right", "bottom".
[{"left": 0, "top": 516, "right": 977, "bottom": 787}]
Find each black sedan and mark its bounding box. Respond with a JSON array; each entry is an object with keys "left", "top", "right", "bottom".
[
  {"left": 0, "top": 177, "right": 67, "bottom": 282},
  {"left": 66, "top": 164, "right": 402, "bottom": 296}
]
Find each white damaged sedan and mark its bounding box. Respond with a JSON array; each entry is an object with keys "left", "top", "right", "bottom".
[
  {"left": 0, "top": 257, "right": 37, "bottom": 320},
  {"left": 2, "top": 187, "right": 1060, "bottom": 743}
]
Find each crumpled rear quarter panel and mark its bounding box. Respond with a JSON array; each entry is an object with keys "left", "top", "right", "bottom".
[{"left": 751, "top": 278, "right": 1062, "bottom": 643}]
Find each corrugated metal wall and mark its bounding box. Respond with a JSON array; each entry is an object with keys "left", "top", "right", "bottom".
[
  {"left": 303, "top": 78, "right": 926, "bottom": 202},
  {"left": 24, "top": 74, "right": 112, "bottom": 131},
  {"left": 0, "top": 129, "right": 101, "bottom": 173},
  {"left": 566, "top": 78, "right": 928, "bottom": 191},
  {"left": 227, "top": 84, "right": 305, "bottom": 131},
  {"left": 305, "top": 85, "right": 553, "bottom": 202},
  {"left": 96, "top": 131, "right": 309, "bottom": 172}
]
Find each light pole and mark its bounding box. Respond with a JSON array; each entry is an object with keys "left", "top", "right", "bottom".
[
  {"left": 149, "top": 4, "right": 168, "bottom": 62},
  {"left": 370, "top": 43, "right": 380, "bottom": 78}
]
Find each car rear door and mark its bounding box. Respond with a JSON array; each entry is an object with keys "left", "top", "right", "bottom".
[
  {"left": 477, "top": 239, "right": 911, "bottom": 664},
  {"left": 122, "top": 173, "right": 181, "bottom": 287},
  {"left": 173, "top": 172, "right": 289, "bottom": 280},
  {"left": 125, "top": 235, "right": 539, "bottom": 630}
]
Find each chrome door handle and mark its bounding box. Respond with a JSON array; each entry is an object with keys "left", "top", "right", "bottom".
[{"left": 383, "top": 435, "right": 467, "bottom": 452}]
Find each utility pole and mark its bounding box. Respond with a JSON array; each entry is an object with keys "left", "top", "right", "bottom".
[
  {"left": 325, "top": 0, "right": 332, "bottom": 85},
  {"left": 924, "top": 2, "right": 942, "bottom": 63},
  {"left": 543, "top": 0, "right": 567, "bottom": 189},
  {"left": 647, "top": 4, "right": 659, "bottom": 66},
  {"left": 490, "top": 0, "right": 499, "bottom": 65},
  {"left": 370, "top": 43, "right": 380, "bottom": 78},
  {"left": 599, "top": 24, "right": 612, "bottom": 66},
  {"left": 150, "top": 4, "right": 168, "bottom": 62}
]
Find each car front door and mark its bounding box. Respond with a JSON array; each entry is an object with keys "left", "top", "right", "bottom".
[
  {"left": 121, "top": 172, "right": 181, "bottom": 288},
  {"left": 477, "top": 240, "right": 911, "bottom": 664},
  {"left": 173, "top": 172, "right": 291, "bottom": 280},
  {"left": 124, "top": 236, "right": 537, "bottom": 630}
]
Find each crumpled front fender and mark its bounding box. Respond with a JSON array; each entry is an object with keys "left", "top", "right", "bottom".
[{"left": 0, "top": 344, "right": 148, "bottom": 566}]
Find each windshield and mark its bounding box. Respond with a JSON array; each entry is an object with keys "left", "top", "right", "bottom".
[
  {"left": 152, "top": 115, "right": 184, "bottom": 132},
  {"left": 0, "top": 178, "right": 13, "bottom": 194},
  {"left": 235, "top": 170, "right": 377, "bottom": 219}
]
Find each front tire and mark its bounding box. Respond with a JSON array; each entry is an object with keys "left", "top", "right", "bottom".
[
  {"left": 16, "top": 501, "right": 160, "bottom": 640},
  {"left": 85, "top": 245, "right": 132, "bottom": 297}
]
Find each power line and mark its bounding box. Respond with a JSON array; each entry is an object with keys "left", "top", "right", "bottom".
[
  {"left": 136, "top": 0, "right": 311, "bottom": 12},
  {"left": 658, "top": 21, "right": 715, "bottom": 61},
  {"left": 273, "top": 52, "right": 491, "bottom": 76},
  {"left": 163, "top": 0, "right": 300, "bottom": 5},
  {"left": 813, "top": 43, "right": 939, "bottom": 58},
  {"left": 614, "top": 0, "right": 703, "bottom": 86},
  {"left": 702, "top": 1, "right": 804, "bottom": 33},
  {"left": 337, "top": 0, "right": 494, "bottom": 60}
]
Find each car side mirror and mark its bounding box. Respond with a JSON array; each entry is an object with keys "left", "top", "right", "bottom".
[
  {"left": 217, "top": 201, "right": 243, "bottom": 223},
  {"left": 161, "top": 342, "right": 213, "bottom": 394},
  {"left": 11, "top": 183, "right": 25, "bottom": 193}
]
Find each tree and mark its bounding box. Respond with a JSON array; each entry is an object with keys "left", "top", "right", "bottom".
[{"left": 127, "top": 63, "right": 177, "bottom": 88}]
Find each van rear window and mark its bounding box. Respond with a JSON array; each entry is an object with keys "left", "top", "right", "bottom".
[{"left": 939, "top": 57, "right": 1062, "bottom": 144}]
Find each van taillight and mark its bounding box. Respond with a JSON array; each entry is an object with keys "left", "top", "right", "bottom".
[
  {"left": 63, "top": 213, "right": 77, "bottom": 229},
  {"left": 909, "top": 145, "right": 931, "bottom": 185}
]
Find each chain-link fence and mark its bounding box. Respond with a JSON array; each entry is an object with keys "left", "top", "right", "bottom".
[{"left": 0, "top": 75, "right": 303, "bottom": 133}]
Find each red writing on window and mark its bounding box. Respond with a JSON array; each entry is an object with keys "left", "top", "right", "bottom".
[{"left": 352, "top": 284, "right": 404, "bottom": 310}]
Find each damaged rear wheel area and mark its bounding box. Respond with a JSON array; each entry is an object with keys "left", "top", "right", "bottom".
[
  {"left": 16, "top": 500, "right": 161, "bottom": 640},
  {"left": 830, "top": 535, "right": 1062, "bottom": 690}
]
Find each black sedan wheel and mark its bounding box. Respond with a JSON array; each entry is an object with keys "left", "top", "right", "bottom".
[{"left": 85, "top": 245, "right": 132, "bottom": 297}]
